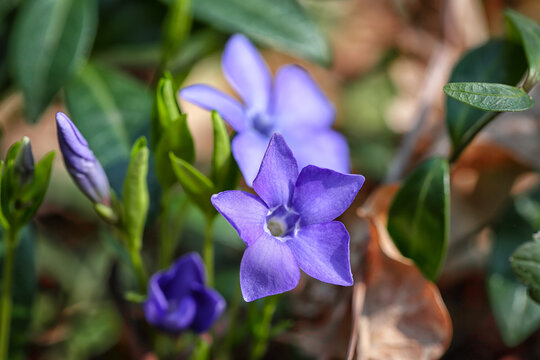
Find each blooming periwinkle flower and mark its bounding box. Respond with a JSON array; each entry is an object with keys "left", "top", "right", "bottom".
[
  {"left": 144, "top": 253, "right": 225, "bottom": 334},
  {"left": 211, "top": 134, "right": 364, "bottom": 302},
  {"left": 180, "top": 34, "right": 350, "bottom": 186},
  {"left": 56, "top": 112, "right": 111, "bottom": 205}
]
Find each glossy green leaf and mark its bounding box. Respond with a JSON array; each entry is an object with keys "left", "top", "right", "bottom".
[
  {"left": 170, "top": 153, "right": 216, "bottom": 218},
  {"left": 122, "top": 137, "right": 149, "bottom": 249},
  {"left": 511, "top": 234, "right": 540, "bottom": 303},
  {"left": 505, "top": 9, "right": 540, "bottom": 85},
  {"left": 445, "top": 39, "right": 527, "bottom": 151},
  {"left": 9, "top": 0, "right": 97, "bottom": 123},
  {"left": 487, "top": 195, "right": 540, "bottom": 346},
  {"left": 387, "top": 157, "right": 450, "bottom": 281},
  {"left": 210, "top": 111, "right": 236, "bottom": 191},
  {"left": 443, "top": 82, "right": 533, "bottom": 112},
  {"left": 192, "top": 0, "right": 331, "bottom": 66}
]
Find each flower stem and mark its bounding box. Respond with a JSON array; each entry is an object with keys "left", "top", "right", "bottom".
[
  {"left": 0, "top": 229, "right": 18, "bottom": 360},
  {"left": 158, "top": 188, "right": 188, "bottom": 269},
  {"left": 251, "top": 295, "right": 280, "bottom": 360},
  {"left": 129, "top": 247, "right": 148, "bottom": 293},
  {"left": 203, "top": 217, "right": 215, "bottom": 287}
]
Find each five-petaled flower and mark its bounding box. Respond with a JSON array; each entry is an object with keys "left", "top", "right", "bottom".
[
  {"left": 180, "top": 34, "right": 350, "bottom": 186},
  {"left": 56, "top": 112, "right": 111, "bottom": 205},
  {"left": 144, "top": 253, "right": 225, "bottom": 333},
  {"left": 211, "top": 134, "right": 364, "bottom": 302}
]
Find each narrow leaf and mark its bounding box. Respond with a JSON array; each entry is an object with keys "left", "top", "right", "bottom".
[
  {"left": 443, "top": 82, "right": 533, "bottom": 112},
  {"left": 210, "top": 111, "right": 235, "bottom": 191},
  {"left": 192, "top": 0, "right": 331, "bottom": 66},
  {"left": 511, "top": 235, "right": 540, "bottom": 303},
  {"left": 122, "top": 137, "right": 149, "bottom": 249},
  {"left": 162, "top": 0, "right": 192, "bottom": 64},
  {"left": 387, "top": 157, "right": 450, "bottom": 281},
  {"left": 9, "top": 0, "right": 97, "bottom": 123},
  {"left": 445, "top": 39, "right": 527, "bottom": 151},
  {"left": 505, "top": 9, "right": 540, "bottom": 84},
  {"left": 169, "top": 153, "right": 215, "bottom": 218}
]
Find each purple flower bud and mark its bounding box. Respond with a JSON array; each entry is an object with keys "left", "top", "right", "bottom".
[
  {"left": 144, "top": 253, "right": 225, "bottom": 334},
  {"left": 55, "top": 112, "right": 111, "bottom": 205},
  {"left": 14, "top": 136, "right": 35, "bottom": 186}
]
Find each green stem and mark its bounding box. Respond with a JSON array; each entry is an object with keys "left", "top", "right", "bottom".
[
  {"left": 219, "top": 281, "right": 241, "bottom": 360},
  {"left": 251, "top": 295, "right": 280, "bottom": 360},
  {"left": 0, "top": 230, "right": 18, "bottom": 360},
  {"left": 203, "top": 217, "right": 215, "bottom": 287},
  {"left": 158, "top": 189, "right": 188, "bottom": 269},
  {"left": 129, "top": 247, "right": 148, "bottom": 293},
  {"left": 449, "top": 111, "right": 500, "bottom": 164}
]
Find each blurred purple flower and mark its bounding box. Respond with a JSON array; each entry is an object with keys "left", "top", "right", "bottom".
[
  {"left": 144, "top": 253, "right": 225, "bottom": 334},
  {"left": 56, "top": 112, "right": 111, "bottom": 205},
  {"left": 211, "top": 134, "right": 364, "bottom": 302},
  {"left": 180, "top": 34, "right": 350, "bottom": 186}
]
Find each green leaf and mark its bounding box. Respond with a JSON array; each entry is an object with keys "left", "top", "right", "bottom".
[
  {"left": 192, "top": 0, "right": 331, "bottom": 66},
  {"left": 169, "top": 153, "right": 216, "bottom": 218},
  {"left": 64, "top": 62, "right": 157, "bottom": 200},
  {"left": 153, "top": 73, "right": 195, "bottom": 189},
  {"left": 9, "top": 0, "right": 97, "bottom": 123},
  {"left": 511, "top": 234, "right": 540, "bottom": 303},
  {"left": 210, "top": 111, "right": 236, "bottom": 191},
  {"left": 162, "top": 0, "right": 192, "bottom": 65},
  {"left": 505, "top": 9, "right": 540, "bottom": 85},
  {"left": 387, "top": 157, "right": 450, "bottom": 281},
  {"left": 445, "top": 39, "right": 527, "bottom": 151},
  {"left": 487, "top": 195, "right": 540, "bottom": 346},
  {"left": 443, "top": 82, "right": 533, "bottom": 112},
  {"left": 122, "top": 137, "right": 149, "bottom": 249}
]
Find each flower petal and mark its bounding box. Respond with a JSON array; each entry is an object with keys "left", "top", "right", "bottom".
[
  {"left": 211, "top": 190, "right": 268, "bottom": 246},
  {"left": 231, "top": 131, "right": 269, "bottom": 187},
  {"left": 190, "top": 285, "right": 226, "bottom": 333},
  {"left": 240, "top": 233, "right": 300, "bottom": 302},
  {"left": 222, "top": 34, "right": 271, "bottom": 113},
  {"left": 179, "top": 84, "right": 247, "bottom": 131},
  {"left": 288, "top": 222, "right": 353, "bottom": 286},
  {"left": 160, "top": 253, "right": 206, "bottom": 301},
  {"left": 160, "top": 296, "right": 197, "bottom": 333},
  {"left": 272, "top": 65, "right": 335, "bottom": 130},
  {"left": 285, "top": 129, "right": 351, "bottom": 174},
  {"left": 253, "top": 133, "right": 298, "bottom": 208},
  {"left": 292, "top": 165, "right": 364, "bottom": 225}
]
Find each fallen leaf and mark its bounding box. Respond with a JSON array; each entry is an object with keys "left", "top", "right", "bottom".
[{"left": 351, "top": 185, "right": 452, "bottom": 360}]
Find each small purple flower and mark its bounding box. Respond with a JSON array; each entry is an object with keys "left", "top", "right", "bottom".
[
  {"left": 56, "top": 112, "right": 111, "bottom": 205},
  {"left": 211, "top": 134, "right": 364, "bottom": 302},
  {"left": 180, "top": 34, "right": 350, "bottom": 186},
  {"left": 144, "top": 253, "right": 225, "bottom": 334}
]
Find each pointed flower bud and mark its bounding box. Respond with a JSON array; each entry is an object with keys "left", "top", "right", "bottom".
[
  {"left": 13, "top": 136, "right": 35, "bottom": 186},
  {"left": 56, "top": 112, "right": 111, "bottom": 204}
]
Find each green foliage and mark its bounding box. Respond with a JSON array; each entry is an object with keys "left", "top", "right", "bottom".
[
  {"left": 0, "top": 226, "right": 36, "bottom": 357},
  {"left": 0, "top": 139, "right": 55, "bottom": 232},
  {"left": 169, "top": 153, "right": 216, "bottom": 219},
  {"left": 443, "top": 82, "right": 534, "bottom": 112},
  {"left": 64, "top": 62, "right": 154, "bottom": 196},
  {"left": 192, "top": 0, "right": 331, "bottom": 66},
  {"left": 505, "top": 9, "right": 540, "bottom": 86},
  {"left": 387, "top": 157, "right": 450, "bottom": 281},
  {"left": 487, "top": 195, "right": 540, "bottom": 346},
  {"left": 153, "top": 73, "right": 194, "bottom": 188},
  {"left": 511, "top": 234, "right": 540, "bottom": 304},
  {"left": 211, "top": 111, "right": 237, "bottom": 192},
  {"left": 122, "top": 137, "right": 149, "bottom": 249},
  {"left": 9, "top": 0, "right": 97, "bottom": 123},
  {"left": 162, "top": 0, "right": 192, "bottom": 65},
  {"left": 445, "top": 39, "right": 527, "bottom": 151}
]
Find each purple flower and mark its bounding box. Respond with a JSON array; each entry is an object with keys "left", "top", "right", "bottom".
[
  {"left": 56, "top": 112, "right": 111, "bottom": 205},
  {"left": 180, "top": 34, "right": 350, "bottom": 186},
  {"left": 211, "top": 134, "right": 364, "bottom": 302},
  {"left": 144, "top": 253, "right": 225, "bottom": 334}
]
